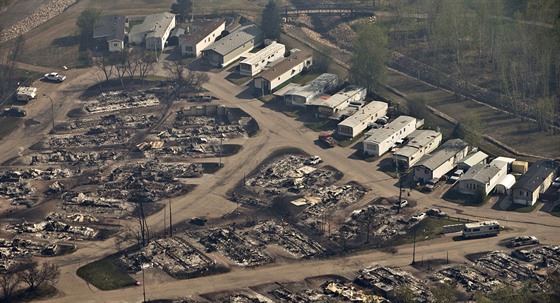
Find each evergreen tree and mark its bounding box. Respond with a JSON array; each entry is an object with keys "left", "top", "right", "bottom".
[
  {"left": 261, "top": 0, "right": 281, "bottom": 40},
  {"left": 349, "top": 22, "right": 387, "bottom": 92}
]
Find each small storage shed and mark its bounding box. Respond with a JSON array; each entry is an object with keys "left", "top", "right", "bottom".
[{"left": 495, "top": 174, "right": 516, "bottom": 195}]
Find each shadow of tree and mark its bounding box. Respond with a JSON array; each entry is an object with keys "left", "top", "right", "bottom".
[{"left": 52, "top": 35, "right": 80, "bottom": 47}]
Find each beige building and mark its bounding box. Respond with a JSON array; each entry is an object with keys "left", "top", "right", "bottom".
[
  {"left": 202, "top": 24, "right": 263, "bottom": 67},
  {"left": 413, "top": 139, "right": 470, "bottom": 182},
  {"left": 254, "top": 51, "right": 313, "bottom": 94},
  {"left": 511, "top": 160, "right": 558, "bottom": 206},
  {"left": 129, "top": 13, "right": 176, "bottom": 50},
  {"left": 179, "top": 19, "right": 225, "bottom": 57},
  {"left": 392, "top": 129, "right": 442, "bottom": 169},
  {"left": 337, "top": 101, "right": 387, "bottom": 138}
]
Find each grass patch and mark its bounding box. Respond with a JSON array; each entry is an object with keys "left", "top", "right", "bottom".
[
  {"left": 442, "top": 189, "right": 489, "bottom": 206},
  {"left": 333, "top": 131, "right": 365, "bottom": 148},
  {"left": 0, "top": 117, "right": 23, "bottom": 140},
  {"left": 303, "top": 119, "right": 337, "bottom": 132},
  {"left": 225, "top": 72, "right": 252, "bottom": 86},
  {"left": 389, "top": 217, "right": 465, "bottom": 246},
  {"left": 76, "top": 257, "right": 135, "bottom": 290},
  {"left": 507, "top": 202, "right": 540, "bottom": 213},
  {"left": 551, "top": 204, "right": 560, "bottom": 217},
  {"left": 279, "top": 106, "right": 305, "bottom": 118},
  {"left": 292, "top": 72, "right": 322, "bottom": 85}
]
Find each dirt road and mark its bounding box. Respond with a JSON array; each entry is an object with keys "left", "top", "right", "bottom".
[{"left": 14, "top": 66, "right": 556, "bottom": 303}]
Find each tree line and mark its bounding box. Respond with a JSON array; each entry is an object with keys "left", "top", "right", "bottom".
[{"left": 387, "top": 0, "right": 559, "bottom": 133}]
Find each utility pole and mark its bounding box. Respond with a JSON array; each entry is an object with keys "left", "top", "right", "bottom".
[
  {"left": 142, "top": 260, "right": 147, "bottom": 303},
  {"left": 43, "top": 94, "right": 55, "bottom": 131},
  {"left": 169, "top": 199, "right": 172, "bottom": 237},
  {"left": 163, "top": 203, "right": 167, "bottom": 237},
  {"left": 412, "top": 229, "right": 416, "bottom": 265},
  {"left": 219, "top": 133, "right": 224, "bottom": 167}
]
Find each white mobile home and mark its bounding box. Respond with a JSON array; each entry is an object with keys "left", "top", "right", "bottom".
[
  {"left": 413, "top": 139, "right": 469, "bottom": 182},
  {"left": 310, "top": 86, "right": 366, "bottom": 118},
  {"left": 129, "top": 12, "right": 176, "bottom": 50},
  {"left": 254, "top": 51, "right": 313, "bottom": 94},
  {"left": 202, "top": 24, "right": 264, "bottom": 67},
  {"left": 284, "top": 73, "right": 339, "bottom": 107},
  {"left": 458, "top": 161, "right": 508, "bottom": 195},
  {"left": 392, "top": 129, "right": 442, "bottom": 169},
  {"left": 337, "top": 101, "right": 387, "bottom": 138},
  {"left": 239, "top": 42, "right": 286, "bottom": 76},
  {"left": 179, "top": 19, "right": 225, "bottom": 57},
  {"left": 363, "top": 116, "right": 417, "bottom": 156}
]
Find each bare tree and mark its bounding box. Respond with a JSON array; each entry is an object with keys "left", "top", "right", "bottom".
[
  {"left": 137, "top": 49, "right": 157, "bottom": 87},
  {"left": 163, "top": 61, "right": 209, "bottom": 95},
  {"left": 110, "top": 51, "right": 129, "bottom": 88},
  {"left": 93, "top": 56, "right": 115, "bottom": 90},
  {"left": 17, "top": 261, "right": 60, "bottom": 292},
  {"left": 0, "top": 268, "right": 21, "bottom": 302},
  {"left": 0, "top": 35, "right": 25, "bottom": 99}
]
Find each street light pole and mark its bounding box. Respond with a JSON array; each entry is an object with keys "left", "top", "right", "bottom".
[{"left": 43, "top": 94, "right": 55, "bottom": 131}]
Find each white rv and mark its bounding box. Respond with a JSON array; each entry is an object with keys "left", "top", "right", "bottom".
[
  {"left": 462, "top": 221, "right": 500, "bottom": 239},
  {"left": 16, "top": 86, "right": 37, "bottom": 102}
]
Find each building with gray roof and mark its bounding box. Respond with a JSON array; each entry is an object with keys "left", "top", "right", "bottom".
[
  {"left": 457, "top": 151, "right": 488, "bottom": 171},
  {"left": 202, "top": 24, "right": 263, "bottom": 67},
  {"left": 413, "top": 138, "right": 469, "bottom": 182},
  {"left": 512, "top": 160, "right": 559, "bottom": 206},
  {"left": 93, "top": 15, "right": 127, "bottom": 52},
  {"left": 392, "top": 129, "right": 442, "bottom": 169},
  {"left": 457, "top": 161, "right": 508, "bottom": 195},
  {"left": 129, "top": 12, "right": 176, "bottom": 51},
  {"left": 254, "top": 50, "right": 313, "bottom": 94}
]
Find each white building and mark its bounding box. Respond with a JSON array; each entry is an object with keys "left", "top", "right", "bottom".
[
  {"left": 457, "top": 161, "right": 508, "bottom": 195},
  {"left": 363, "top": 116, "right": 417, "bottom": 156},
  {"left": 129, "top": 13, "right": 176, "bottom": 50},
  {"left": 202, "top": 24, "right": 264, "bottom": 67},
  {"left": 179, "top": 19, "right": 225, "bottom": 57},
  {"left": 284, "top": 73, "right": 339, "bottom": 107},
  {"left": 254, "top": 51, "right": 312, "bottom": 94},
  {"left": 457, "top": 151, "right": 488, "bottom": 171},
  {"left": 413, "top": 139, "right": 470, "bottom": 182},
  {"left": 309, "top": 86, "right": 366, "bottom": 118},
  {"left": 392, "top": 129, "right": 442, "bottom": 169},
  {"left": 239, "top": 42, "right": 286, "bottom": 76},
  {"left": 495, "top": 174, "right": 516, "bottom": 195},
  {"left": 337, "top": 101, "right": 387, "bottom": 138}
]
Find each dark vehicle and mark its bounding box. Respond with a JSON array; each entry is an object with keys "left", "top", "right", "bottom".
[
  {"left": 423, "top": 178, "right": 440, "bottom": 192},
  {"left": 319, "top": 132, "right": 337, "bottom": 148},
  {"left": 4, "top": 107, "right": 26, "bottom": 117}
]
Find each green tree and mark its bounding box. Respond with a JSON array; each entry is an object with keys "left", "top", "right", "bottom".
[
  {"left": 406, "top": 95, "right": 429, "bottom": 119},
  {"left": 349, "top": 23, "right": 387, "bottom": 92},
  {"left": 171, "top": 0, "right": 193, "bottom": 22},
  {"left": 76, "top": 8, "right": 102, "bottom": 50},
  {"left": 261, "top": 0, "right": 281, "bottom": 40},
  {"left": 454, "top": 112, "right": 484, "bottom": 146}
]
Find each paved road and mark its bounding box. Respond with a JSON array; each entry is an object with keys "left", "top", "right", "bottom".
[{"left": 1, "top": 65, "right": 559, "bottom": 303}]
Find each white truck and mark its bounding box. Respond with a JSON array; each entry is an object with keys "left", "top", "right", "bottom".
[{"left": 16, "top": 86, "right": 37, "bottom": 102}]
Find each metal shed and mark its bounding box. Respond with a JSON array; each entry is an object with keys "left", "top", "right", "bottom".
[{"left": 495, "top": 174, "right": 516, "bottom": 195}]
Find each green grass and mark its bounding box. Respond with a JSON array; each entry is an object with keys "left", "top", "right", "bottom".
[
  {"left": 76, "top": 258, "right": 135, "bottom": 290},
  {"left": 333, "top": 131, "right": 365, "bottom": 148},
  {"left": 507, "top": 202, "right": 540, "bottom": 213},
  {"left": 442, "top": 189, "right": 490, "bottom": 206},
  {"left": 389, "top": 217, "right": 464, "bottom": 246},
  {"left": 551, "top": 204, "right": 560, "bottom": 217},
  {"left": 292, "top": 72, "right": 322, "bottom": 85},
  {"left": 0, "top": 117, "right": 22, "bottom": 140},
  {"left": 303, "top": 119, "right": 337, "bottom": 133}
]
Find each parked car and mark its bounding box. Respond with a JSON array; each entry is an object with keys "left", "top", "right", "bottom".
[
  {"left": 4, "top": 107, "right": 26, "bottom": 117},
  {"left": 411, "top": 212, "right": 426, "bottom": 222},
  {"left": 508, "top": 236, "right": 539, "bottom": 248},
  {"left": 449, "top": 169, "right": 464, "bottom": 183},
  {"left": 423, "top": 178, "right": 440, "bottom": 192},
  {"left": 393, "top": 200, "right": 409, "bottom": 208},
  {"left": 306, "top": 156, "right": 323, "bottom": 165},
  {"left": 43, "top": 72, "right": 66, "bottom": 82},
  {"left": 552, "top": 177, "right": 560, "bottom": 187},
  {"left": 426, "top": 208, "right": 446, "bottom": 217}
]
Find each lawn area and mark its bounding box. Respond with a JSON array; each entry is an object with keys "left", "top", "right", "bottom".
[
  {"left": 303, "top": 119, "right": 338, "bottom": 133},
  {"left": 388, "top": 217, "right": 465, "bottom": 246},
  {"left": 507, "top": 202, "right": 540, "bottom": 213},
  {"left": 442, "top": 189, "right": 490, "bottom": 206},
  {"left": 77, "top": 258, "right": 135, "bottom": 290},
  {"left": 333, "top": 131, "right": 365, "bottom": 148}
]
